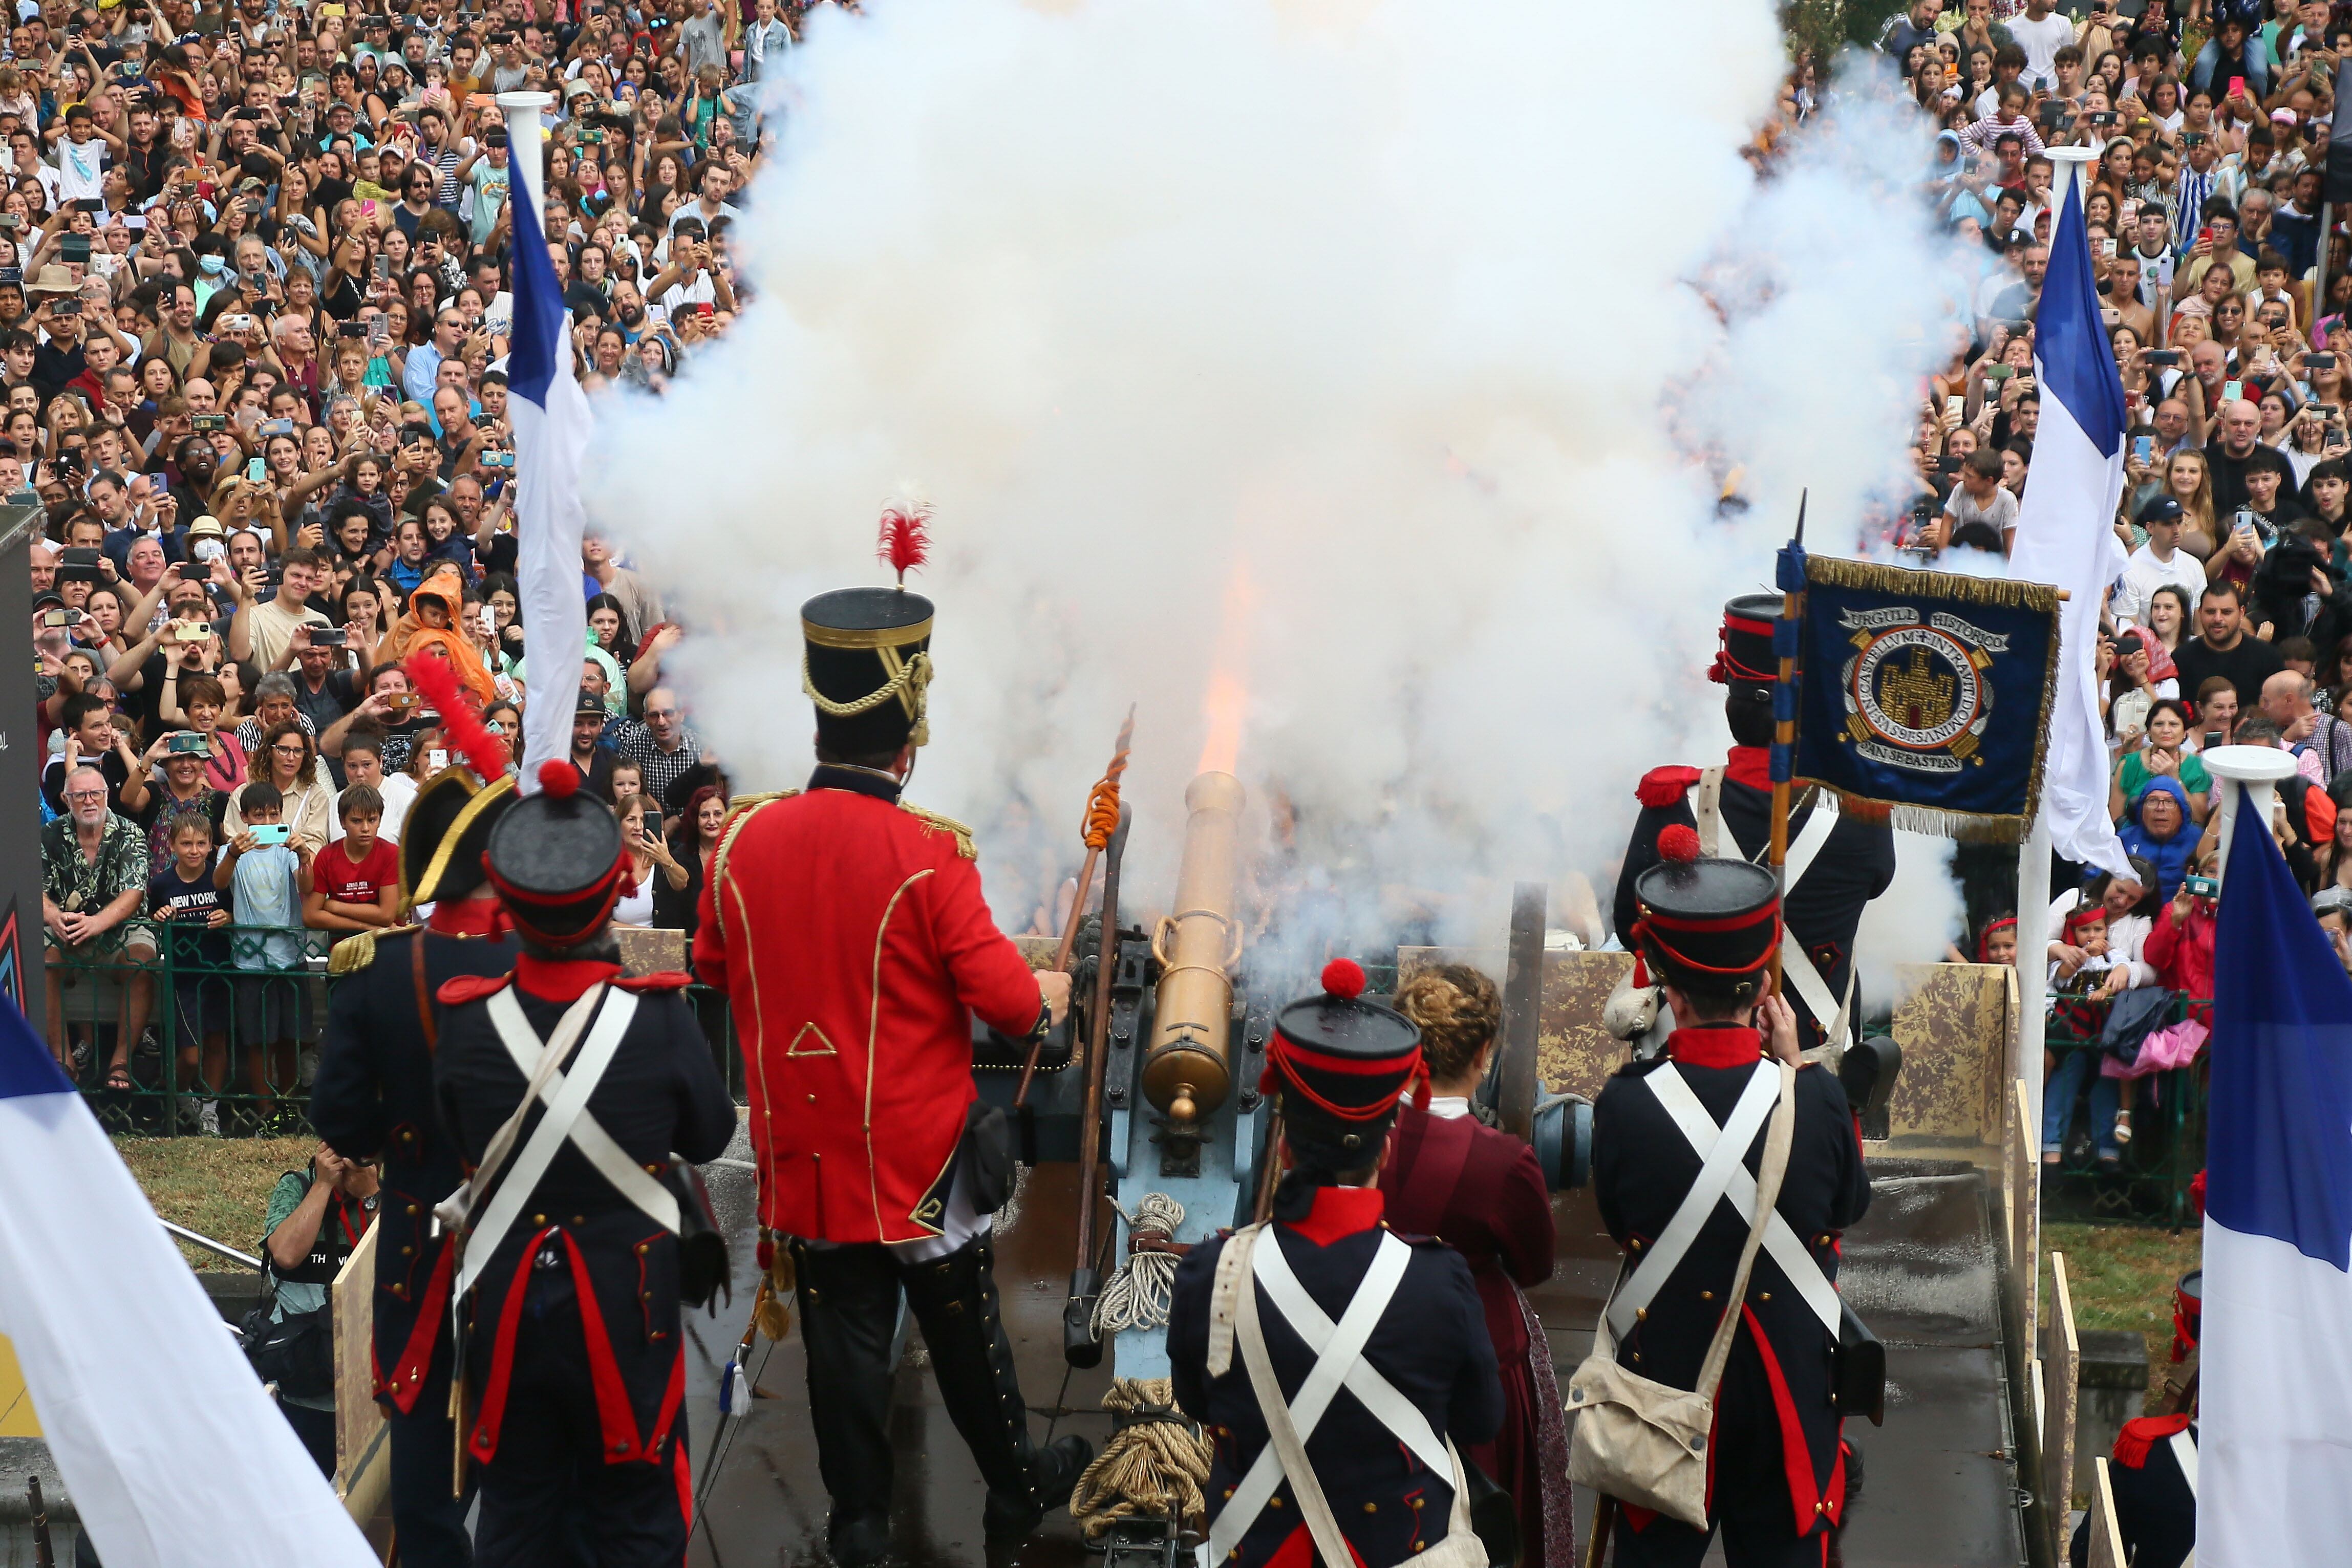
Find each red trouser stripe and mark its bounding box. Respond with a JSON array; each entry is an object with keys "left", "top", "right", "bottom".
[{"left": 1740, "top": 1303, "right": 1837, "bottom": 1536}]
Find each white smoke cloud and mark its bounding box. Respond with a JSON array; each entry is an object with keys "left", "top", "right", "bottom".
[{"left": 591, "top": 3, "right": 1971, "bottom": 986}]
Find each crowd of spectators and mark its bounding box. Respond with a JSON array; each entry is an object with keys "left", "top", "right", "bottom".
[
  {"left": 1876, "top": 0, "right": 2352, "bottom": 1180},
  {"left": 28, "top": 0, "right": 786, "bottom": 1126}
]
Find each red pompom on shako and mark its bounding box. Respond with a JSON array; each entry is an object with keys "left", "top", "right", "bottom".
[
  {"left": 485, "top": 761, "right": 629, "bottom": 947},
  {"left": 537, "top": 758, "right": 579, "bottom": 800},
  {"left": 1320, "top": 957, "right": 1366, "bottom": 999},
  {"left": 1261, "top": 964, "right": 1424, "bottom": 1123},
  {"left": 1629, "top": 850, "right": 1781, "bottom": 994},
  {"left": 1657, "top": 823, "right": 1703, "bottom": 864}
]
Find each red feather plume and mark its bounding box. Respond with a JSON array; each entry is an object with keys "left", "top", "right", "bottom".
[
  {"left": 407, "top": 652, "right": 511, "bottom": 781},
  {"left": 877, "top": 504, "right": 931, "bottom": 585}
]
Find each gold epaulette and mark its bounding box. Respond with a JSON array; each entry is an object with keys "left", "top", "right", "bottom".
[
  {"left": 327, "top": 924, "right": 419, "bottom": 975},
  {"left": 713, "top": 790, "right": 800, "bottom": 891},
  {"left": 899, "top": 801, "right": 977, "bottom": 860}
]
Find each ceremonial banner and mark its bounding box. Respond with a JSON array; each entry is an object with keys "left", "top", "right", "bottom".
[{"left": 1789, "top": 552, "right": 2060, "bottom": 841}]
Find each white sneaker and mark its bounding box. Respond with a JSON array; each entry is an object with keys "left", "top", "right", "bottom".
[{"left": 198, "top": 1100, "right": 220, "bottom": 1138}]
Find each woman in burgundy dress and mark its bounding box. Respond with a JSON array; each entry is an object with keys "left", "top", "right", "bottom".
[{"left": 1385, "top": 963, "right": 1569, "bottom": 1566}]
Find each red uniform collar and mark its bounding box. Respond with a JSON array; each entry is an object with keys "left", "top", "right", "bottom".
[
  {"left": 1724, "top": 745, "right": 1773, "bottom": 791},
  {"left": 427, "top": 896, "right": 513, "bottom": 939},
  {"left": 1281, "top": 1186, "right": 1385, "bottom": 1247},
  {"left": 515, "top": 953, "right": 623, "bottom": 1002},
  {"left": 1667, "top": 1024, "right": 1765, "bottom": 1069}
]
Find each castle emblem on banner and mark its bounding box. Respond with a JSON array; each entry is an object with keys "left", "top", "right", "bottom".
[{"left": 1834, "top": 606, "right": 2012, "bottom": 775}]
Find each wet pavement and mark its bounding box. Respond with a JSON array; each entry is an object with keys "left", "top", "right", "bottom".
[{"left": 685, "top": 1131, "right": 2022, "bottom": 1568}]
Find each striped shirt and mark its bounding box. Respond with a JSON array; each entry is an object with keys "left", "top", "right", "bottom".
[
  {"left": 1956, "top": 112, "right": 2046, "bottom": 155},
  {"left": 2175, "top": 166, "right": 2219, "bottom": 251}
]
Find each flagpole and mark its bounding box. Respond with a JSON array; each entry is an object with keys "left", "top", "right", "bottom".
[
  {"left": 2204, "top": 745, "right": 2298, "bottom": 885},
  {"left": 1768, "top": 492, "right": 1808, "bottom": 1003},
  {"left": 2017, "top": 144, "right": 2096, "bottom": 1341}
]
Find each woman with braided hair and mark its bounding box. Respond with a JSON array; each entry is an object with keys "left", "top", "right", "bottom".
[{"left": 1385, "top": 962, "right": 1569, "bottom": 1566}]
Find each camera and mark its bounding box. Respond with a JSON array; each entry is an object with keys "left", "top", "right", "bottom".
[
  {"left": 193, "top": 414, "right": 226, "bottom": 432},
  {"left": 166, "top": 731, "right": 211, "bottom": 755},
  {"left": 2185, "top": 875, "right": 2221, "bottom": 898},
  {"left": 47, "top": 295, "right": 78, "bottom": 314},
  {"left": 40, "top": 607, "right": 72, "bottom": 627}
]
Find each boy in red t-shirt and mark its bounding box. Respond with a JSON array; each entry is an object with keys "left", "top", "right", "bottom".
[{"left": 302, "top": 785, "right": 403, "bottom": 933}]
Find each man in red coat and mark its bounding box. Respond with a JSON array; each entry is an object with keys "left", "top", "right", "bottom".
[{"left": 693, "top": 565, "right": 1088, "bottom": 1565}]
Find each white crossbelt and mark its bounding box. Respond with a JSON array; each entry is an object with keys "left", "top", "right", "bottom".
[
  {"left": 455, "top": 986, "right": 671, "bottom": 1300},
  {"left": 1604, "top": 1060, "right": 1780, "bottom": 1341},
  {"left": 1696, "top": 768, "right": 1852, "bottom": 1051},
  {"left": 1200, "top": 1230, "right": 1437, "bottom": 1568},
  {"left": 1605, "top": 1062, "right": 1845, "bottom": 1343}
]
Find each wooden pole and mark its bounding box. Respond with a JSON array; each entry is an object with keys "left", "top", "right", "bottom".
[
  {"left": 1768, "top": 492, "right": 1807, "bottom": 996},
  {"left": 1020, "top": 707, "right": 1134, "bottom": 1111},
  {"left": 1062, "top": 802, "right": 1131, "bottom": 1367}
]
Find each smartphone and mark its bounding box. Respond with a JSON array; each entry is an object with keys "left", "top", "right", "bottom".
[
  {"left": 260, "top": 418, "right": 293, "bottom": 436},
  {"left": 47, "top": 296, "right": 78, "bottom": 316},
  {"left": 372, "top": 253, "right": 389, "bottom": 281},
  {"left": 480, "top": 450, "right": 514, "bottom": 469},
  {"left": 1986, "top": 364, "right": 2014, "bottom": 382},
  {"left": 309, "top": 626, "right": 347, "bottom": 647},
  {"left": 40, "top": 607, "right": 71, "bottom": 627},
  {"left": 2203, "top": 731, "right": 2225, "bottom": 750},
  {"left": 2134, "top": 434, "right": 2154, "bottom": 463},
  {"left": 383, "top": 691, "right": 418, "bottom": 714},
  {"left": 425, "top": 748, "right": 450, "bottom": 772},
  {"left": 165, "top": 731, "right": 210, "bottom": 755},
  {"left": 2228, "top": 75, "right": 2247, "bottom": 100},
  {"left": 2312, "top": 353, "right": 2339, "bottom": 370},
  {"left": 192, "top": 414, "right": 226, "bottom": 432},
  {"left": 72, "top": 197, "right": 100, "bottom": 214},
  {"left": 248, "top": 824, "right": 290, "bottom": 846},
  {"left": 2185, "top": 134, "right": 2207, "bottom": 148},
  {"left": 168, "top": 619, "right": 210, "bottom": 642},
  {"left": 1937, "top": 453, "right": 1961, "bottom": 476},
  {"left": 368, "top": 316, "right": 389, "bottom": 347},
  {"left": 2185, "top": 874, "right": 2220, "bottom": 898},
  {"left": 58, "top": 238, "right": 87, "bottom": 265},
  {"left": 245, "top": 457, "right": 265, "bottom": 482},
  {"left": 2147, "top": 349, "right": 2180, "bottom": 367}
]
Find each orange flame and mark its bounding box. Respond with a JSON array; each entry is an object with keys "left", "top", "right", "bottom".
[{"left": 1196, "top": 561, "right": 1256, "bottom": 776}]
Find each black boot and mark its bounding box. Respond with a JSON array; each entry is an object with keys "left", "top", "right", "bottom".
[
  {"left": 795, "top": 1241, "right": 901, "bottom": 1562},
  {"left": 898, "top": 1234, "right": 1094, "bottom": 1540}
]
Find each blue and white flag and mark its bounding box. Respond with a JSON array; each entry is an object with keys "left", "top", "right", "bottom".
[
  {"left": 2201, "top": 801, "right": 2352, "bottom": 1564},
  {"left": 0, "top": 1006, "right": 376, "bottom": 1568},
  {"left": 504, "top": 100, "right": 593, "bottom": 794},
  {"left": 2008, "top": 173, "right": 2130, "bottom": 876}
]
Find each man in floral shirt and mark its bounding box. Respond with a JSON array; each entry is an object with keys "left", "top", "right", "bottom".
[{"left": 42, "top": 763, "right": 158, "bottom": 1086}]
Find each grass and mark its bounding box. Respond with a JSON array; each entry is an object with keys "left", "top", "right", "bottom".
[
  {"left": 113, "top": 1133, "right": 319, "bottom": 1272},
  {"left": 2043, "top": 1219, "right": 2201, "bottom": 1401}
]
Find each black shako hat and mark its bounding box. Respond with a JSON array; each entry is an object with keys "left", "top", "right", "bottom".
[
  {"left": 1708, "top": 592, "right": 1781, "bottom": 690},
  {"left": 1630, "top": 829, "right": 1782, "bottom": 993},
  {"left": 1262, "top": 959, "right": 1426, "bottom": 1123},
  {"left": 802, "top": 507, "right": 936, "bottom": 755},
  {"left": 402, "top": 653, "right": 517, "bottom": 910},
  {"left": 485, "top": 762, "right": 629, "bottom": 946}
]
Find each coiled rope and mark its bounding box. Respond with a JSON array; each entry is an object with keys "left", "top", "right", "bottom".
[
  {"left": 1093, "top": 1191, "right": 1185, "bottom": 1335},
  {"left": 1066, "top": 1378, "right": 1211, "bottom": 1540}
]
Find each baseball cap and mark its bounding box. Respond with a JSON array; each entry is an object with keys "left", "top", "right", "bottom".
[{"left": 2136, "top": 495, "right": 2184, "bottom": 526}]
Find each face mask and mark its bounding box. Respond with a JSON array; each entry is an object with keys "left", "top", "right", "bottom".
[{"left": 197, "top": 253, "right": 226, "bottom": 276}]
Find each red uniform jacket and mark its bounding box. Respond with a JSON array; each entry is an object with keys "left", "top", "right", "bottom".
[{"left": 693, "top": 767, "right": 1043, "bottom": 1245}]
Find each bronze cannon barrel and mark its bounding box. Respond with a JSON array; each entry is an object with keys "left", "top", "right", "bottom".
[{"left": 1142, "top": 771, "right": 1246, "bottom": 1126}]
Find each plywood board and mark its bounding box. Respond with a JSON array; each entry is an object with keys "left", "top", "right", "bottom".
[
  {"left": 2085, "top": 1458, "right": 2129, "bottom": 1568},
  {"left": 1885, "top": 962, "right": 2014, "bottom": 1154},
  {"left": 0, "top": 1332, "right": 38, "bottom": 1436},
  {"left": 2044, "top": 1253, "right": 2082, "bottom": 1531},
  {"left": 613, "top": 926, "right": 686, "bottom": 977},
  {"left": 332, "top": 1221, "right": 390, "bottom": 1531},
  {"left": 1395, "top": 948, "right": 1633, "bottom": 1104}
]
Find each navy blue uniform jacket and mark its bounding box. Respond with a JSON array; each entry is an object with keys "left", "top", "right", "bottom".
[
  {"left": 1167, "top": 1188, "right": 1503, "bottom": 1568},
  {"left": 1592, "top": 1027, "right": 1872, "bottom": 1535},
  {"left": 433, "top": 957, "right": 737, "bottom": 1467},
  {"left": 310, "top": 914, "right": 520, "bottom": 1413}
]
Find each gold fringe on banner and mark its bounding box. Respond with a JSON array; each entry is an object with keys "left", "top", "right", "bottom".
[{"left": 1798, "top": 553, "right": 2066, "bottom": 846}]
